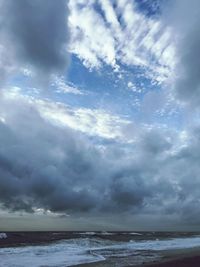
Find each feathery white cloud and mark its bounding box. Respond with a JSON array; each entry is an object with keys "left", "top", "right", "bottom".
[{"left": 69, "top": 0, "right": 175, "bottom": 84}]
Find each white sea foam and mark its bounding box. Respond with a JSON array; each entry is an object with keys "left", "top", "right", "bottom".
[
  {"left": 100, "top": 231, "right": 115, "bottom": 236},
  {"left": 0, "top": 233, "right": 7, "bottom": 239},
  {"left": 130, "top": 232, "right": 143, "bottom": 236},
  {"left": 91, "top": 235, "right": 200, "bottom": 253},
  {"left": 79, "top": 231, "right": 96, "bottom": 235},
  {"left": 1, "top": 235, "right": 200, "bottom": 266},
  {"left": 0, "top": 239, "right": 105, "bottom": 267},
  {"left": 128, "top": 236, "right": 200, "bottom": 251}
]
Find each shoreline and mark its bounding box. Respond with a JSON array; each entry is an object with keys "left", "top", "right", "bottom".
[
  {"left": 138, "top": 248, "right": 200, "bottom": 267},
  {"left": 75, "top": 248, "right": 200, "bottom": 267},
  {"left": 1, "top": 232, "right": 200, "bottom": 267},
  {"left": 140, "top": 253, "right": 200, "bottom": 267}
]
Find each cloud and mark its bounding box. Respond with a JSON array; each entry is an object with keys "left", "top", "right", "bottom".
[
  {"left": 0, "top": 92, "right": 103, "bottom": 213},
  {"left": 0, "top": 90, "right": 200, "bottom": 223},
  {"left": 1, "top": 0, "right": 200, "bottom": 229},
  {"left": 11, "top": 90, "right": 130, "bottom": 140},
  {"left": 68, "top": 0, "right": 174, "bottom": 84},
  {"left": 0, "top": 0, "right": 69, "bottom": 84},
  {"left": 166, "top": 0, "right": 200, "bottom": 107},
  {"left": 52, "top": 77, "right": 84, "bottom": 95}
]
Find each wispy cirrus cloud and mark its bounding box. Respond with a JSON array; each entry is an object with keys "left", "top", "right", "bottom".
[
  {"left": 69, "top": 0, "right": 175, "bottom": 84},
  {"left": 52, "top": 77, "right": 84, "bottom": 95},
  {"left": 3, "top": 88, "right": 131, "bottom": 140}
]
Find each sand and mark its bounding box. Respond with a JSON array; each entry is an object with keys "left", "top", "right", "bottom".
[
  {"left": 75, "top": 248, "right": 200, "bottom": 267},
  {"left": 139, "top": 248, "right": 200, "bottom": 267}
]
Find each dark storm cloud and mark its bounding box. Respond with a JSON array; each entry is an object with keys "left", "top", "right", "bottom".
[
  {"left": 0, "top": 99, "right": 101, "bottom": 213},
  {"left": 0, "top": 93, "right": 200, "bottom": 221},
  {"left": 0, "top": 0, "right": 69, "bottom": 81},
  {"left": 166, "top": 0, "right": 200, "bottom": 107}
]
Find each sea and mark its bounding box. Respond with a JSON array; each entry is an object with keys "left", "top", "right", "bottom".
[{"left": 1, "top": 231, "right": 200, "bottom": 266}]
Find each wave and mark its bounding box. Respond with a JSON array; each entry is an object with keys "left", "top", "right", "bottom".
[{"left": 1, "top": 235, "right": 200, "bottom": 266}]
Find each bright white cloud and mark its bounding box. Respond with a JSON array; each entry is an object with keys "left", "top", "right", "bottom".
[
  {"left": 39, "top": 102, "right": 131, "bottom": 140},
  {"left": 69, "top": 0, "right": 116, "bottom": 69},
  {"left": 68, "top": 0, "right": 175, "bottom": 84},
  {"left": 3, "top": 88, "right": 131, "bottom": 141}
]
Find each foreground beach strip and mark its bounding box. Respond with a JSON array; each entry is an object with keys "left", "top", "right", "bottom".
[
  {"left": 76, "top": 255, "right": 200, "bottom": 267},
  {"left": 75, "top": 248, "right": 200, "bottom": 267},
  {"left": 146, "top": 256, "right": 200, "bottom": 267}
]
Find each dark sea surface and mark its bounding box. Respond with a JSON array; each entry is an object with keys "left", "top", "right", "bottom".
[{"left": 1, "top": 231, "right": 200, "bottom": 266}]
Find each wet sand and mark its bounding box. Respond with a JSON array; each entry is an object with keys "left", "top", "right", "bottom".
[
  {"left": 144, "top": 255, "right": 200, "bottom": 267},
  {"left": 137, "top": 248, "right": 200, "bottom": 267},
  {"left": 76, "top": 248, "right": 200, "bottom": 267},
  {"left": 76, "top": 256, "right": 200, "bottom": 267}
]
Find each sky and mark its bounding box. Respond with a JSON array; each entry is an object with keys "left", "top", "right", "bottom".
[{"left": 0, "top": 0, "right": 200, "bottom": 231}]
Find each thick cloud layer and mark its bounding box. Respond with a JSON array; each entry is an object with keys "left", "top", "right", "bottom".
[
  {"left": 167, "top": 0, "right": 200, "bottom": 107},
  {"left": 0, "top": 0, "right": 69, "bottom": 82},
  {"left": 0, "top": 96, "right": 102, "bottom": 213},
  {"left": 0, "top": 92, "right": 200, "bottom": 222},
  {"left": 0, "top": 0, "right": 200, "bottom": 224}
]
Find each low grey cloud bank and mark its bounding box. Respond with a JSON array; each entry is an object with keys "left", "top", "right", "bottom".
[
  {"left": 0, "top": 0, "right": 69, "bottom": 83},
  {"left": 0, "top": 93, "right": 200, "bottom": 222}
]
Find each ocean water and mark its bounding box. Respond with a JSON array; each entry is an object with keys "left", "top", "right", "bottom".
[{"left": 1, "top": 232, "right": 200, "bottom": 267}]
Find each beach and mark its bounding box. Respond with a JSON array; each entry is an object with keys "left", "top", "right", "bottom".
[
  {"left": 76, "top": 248, "right": 200, "bottom": 266},
  {"left": 1, "top": 232, "right": 200, "bottom": 266},
  {"left": 146, "top": 256, "right": 200, "bottom": 267}
]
